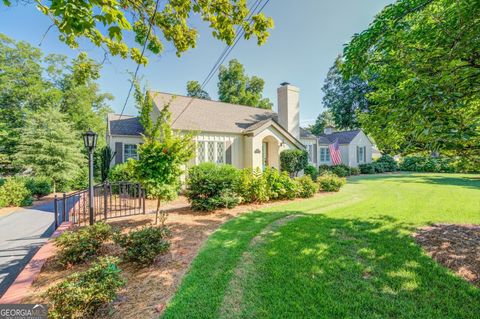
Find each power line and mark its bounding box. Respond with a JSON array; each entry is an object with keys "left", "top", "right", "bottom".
[
  {"left": 172, "top": 0, "right": 271, "bottom": 125},
  {"left": 113, "top": 0, "right": 162, "bottom": 131}
]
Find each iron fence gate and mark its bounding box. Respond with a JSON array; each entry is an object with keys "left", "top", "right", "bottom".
[{"left": 54, "top": 182, "right": 145, "bottom": 227}]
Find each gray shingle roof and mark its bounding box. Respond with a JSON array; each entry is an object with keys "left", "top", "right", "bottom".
[
  {"left": 108, "top": 114, "right": 144, "bottom": 136},
  {"left": 317, "top": 130, "right": 361, "bottom": 145},
  {"left": 150, "top": 92, "right": 276, "bottom": 133},
  {"left": 299, "top": 127, "right": 316, "bottom": 139}
]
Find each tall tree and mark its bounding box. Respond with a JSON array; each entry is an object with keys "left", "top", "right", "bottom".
[
  {"left": 308, "top": 110, "right": 335, "bottom": 136},
  {"left": 321, "top": 57, "right": 370, "bottom": 130},
  {"left": 217, "top": 59, "right": 273, "bottom": 109},
  {"left": 2, "top": 1, "right": 273, "bottom": 65},
  {"left": 186, "top": 80, "right": 211, "bottom": 100},
  {"left": 0, "top": 34, "right": 61, "bottom": 173},
  {"left": 58, "top": 52, "right": 113, "bottom": 149},
  {"left": 342, "top": 0, "right": 480, "bottom": 156},
  {"left": 15, "top": 107, "right": 85, "bottom": 192}
]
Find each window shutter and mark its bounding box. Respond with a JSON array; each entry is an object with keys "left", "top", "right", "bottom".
[
  {"left": 115, "top": 142, "right": 123, "bottom": 164},
  {"left": 225, "top": 141, "right": 232, "bottom": 164},
  {"left": 363, "top": 146, "right": 366, "bottom": 162},
  {"left": 313, "top": 144, "right": 317, "bottom": 163},
  {"left": 356, "top": 146, "right": 359, "bottom": 163}
]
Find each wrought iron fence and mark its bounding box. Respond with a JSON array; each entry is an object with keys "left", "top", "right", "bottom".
[{"left": 54, "top": 182, "right": 145, "bottom": 228}]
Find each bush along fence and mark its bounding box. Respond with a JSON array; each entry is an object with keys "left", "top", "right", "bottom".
[{"left": 54, "top": 181, "right": 145, "bottom": 228}]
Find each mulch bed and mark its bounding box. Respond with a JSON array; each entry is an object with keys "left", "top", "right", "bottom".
[{"left": 414, "top": 224, "right": 480, "bottom": 287}]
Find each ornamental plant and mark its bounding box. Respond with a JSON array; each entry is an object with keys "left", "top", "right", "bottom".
[
  {"left": 295, "top": 175, "right": 319, "bottom": 198},
  {"left": 186, "top": 163, "right": 241, "bottom": 211},
  {"left": 45, "top": 256, "right": 125, "bottom": 319},
  {"left": 280, "top": 149, "right": 309, "bottom": 177},
  {"left": 114, "top": 226, "right": 171, "bottom": 265},
  {"left": 317, "top": 172, "right": 346, "bottom": 192},
  {"left": 134, "top": 83, "right": 196, "bottom": 223},
  {"left": 55, "top": 222, "right": 114, "bottom": 266}
]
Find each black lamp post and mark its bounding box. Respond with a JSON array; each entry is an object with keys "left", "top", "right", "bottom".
[{"left": 83, "top": 129, "right": 98, "bottom": 225}]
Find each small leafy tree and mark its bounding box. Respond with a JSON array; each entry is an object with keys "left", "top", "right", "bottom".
[
  {"left": 16, "top": 107, "right": 85, "bottom": 192},
  {"left": 100, "top": 145, "right": 116, "bottom": 182},
  {"left": 134, "top": 83, "right": 195, "bottom": 223},
  {"left": 280, "top": 150, "right": 309, "bottom": 177}
]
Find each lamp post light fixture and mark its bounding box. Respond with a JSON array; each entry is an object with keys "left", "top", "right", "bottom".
[{"left": 83, "top": 129, "right": 98, "bottom": 225}]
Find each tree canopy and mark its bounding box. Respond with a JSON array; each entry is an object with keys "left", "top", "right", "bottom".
[
  {"left": 342, "top": 0, "right": 480, "bottom": 157},
  {"left": 15, "top": 107, "right": 85, "bottom": 192},
  {"left": 185, "top": 59, "right": 273, "bottom": 109},
  {"left": 308, "top": 110, "right": 335, "bottom": 136},
  {"left": 186, "top": 80, "right": 211, "bottom": 100},
  {"left": 321, "top": 57, "right": 370, "bottom": 130},
  {"left": 0, "top": 33, "right": 111, "bottom": 178},
  {"left": 218, "top": 59, "right": 273, "bottom": 109},
  {"left": 2, "top": 0, "right": 274, "bottom": 65}
]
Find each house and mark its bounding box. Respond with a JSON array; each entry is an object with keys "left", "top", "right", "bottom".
[
  {"left": 107, "top": 83, "right": 305, "bottom": 171},
  {"left": 300, "top": 126, "right": 374, "bottom": 168},
  {"left": 106, "top": 82, "right": 374, "bottom": 170}
]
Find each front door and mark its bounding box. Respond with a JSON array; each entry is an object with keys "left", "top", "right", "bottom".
[{"left": 262, "top": 142, "right": 268, "bottom": 170}]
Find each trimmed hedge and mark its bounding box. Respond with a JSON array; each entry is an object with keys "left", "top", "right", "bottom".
[
  {"left": 376, "top": 155, "right": 398, "bottom": 172},
  {"left": 304, "top": 165, "right": 319, "bottom": 181},
  {"left": 186, "top": 164, "right": 328, "bottom": 212},
  {"left": 186, "top": 163, "right": 241, "bottom": 211}
]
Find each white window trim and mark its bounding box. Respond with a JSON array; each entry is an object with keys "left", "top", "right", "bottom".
[
  {"left": 357, "top": 146, "right": 366, "bottom": 164},
  {"left": 196, "top": 140, "right": 226, "bottom": 165},
  {"left": 319, "top": 147, "right": 330, "bottom": 163},
  {"left": 124, "top": 144, "right": 138, "bottom": 161}
]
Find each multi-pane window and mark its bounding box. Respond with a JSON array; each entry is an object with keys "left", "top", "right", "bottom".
[
  {"left": 320, "top": 147, "right": 330, "bottom": 163},
  {"left": 197, "top": 142, "right": 205, "bottom": 163},
  {"left": 207, "top": 142, "right": 215, "bottom": 162},
  {"left": 216, "top": 142, "right": 225, "bottom": 164},
  {"left": 306, "top": 144, "right": 314, "bottom": 162},
  {"left": 196, "top": 141, "right": 226, "bottom": 164},
  {"left": 124, "top": 144, "right": 138, "bottom": 161}
]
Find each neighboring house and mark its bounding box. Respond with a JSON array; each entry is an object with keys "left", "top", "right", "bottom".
[
  {"left": 300, "top": 126, "right": 374, "bottom": 168},
  {"left": 107, "top": 83, "right": 305, "bottom": 171}
]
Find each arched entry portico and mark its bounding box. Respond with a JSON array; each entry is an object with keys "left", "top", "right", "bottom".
[{"left": 261, "top": 135, "right": 280, "bottom": 170}]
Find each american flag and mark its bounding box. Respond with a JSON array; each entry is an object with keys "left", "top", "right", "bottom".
[{"left": 329, "top": 139, "right": 342, "bottom": 165}]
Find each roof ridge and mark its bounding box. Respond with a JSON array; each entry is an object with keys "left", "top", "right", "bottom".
[{"left": 148, "top": 90, "right": 277, "bottom": 113}]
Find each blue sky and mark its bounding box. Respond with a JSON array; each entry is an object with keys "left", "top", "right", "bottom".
[{"left": 0, "top": 0, "right": 393, "bottom": 126}]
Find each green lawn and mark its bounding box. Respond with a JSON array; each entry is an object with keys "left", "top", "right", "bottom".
[{"left": 162, "top": 173, "right": 480, "bottom": 319}]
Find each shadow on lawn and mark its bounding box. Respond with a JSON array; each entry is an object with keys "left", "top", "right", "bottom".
[
  {"left": 162, "top": 211, "right": 480, "bottom": 319},
  {"left": 238, "top": 213, "right": 479, "bottom": 318}
]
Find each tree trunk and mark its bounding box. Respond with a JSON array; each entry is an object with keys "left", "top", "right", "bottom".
[
  {"left": 155, "top": 197, "right": 161, "bottom": 225},
  {"left": 53, "top": 180, "right": 56, "bottom": 194}
]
